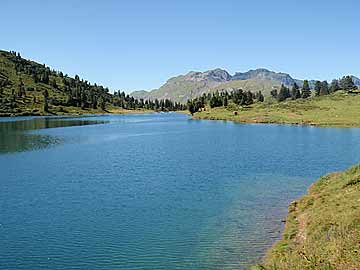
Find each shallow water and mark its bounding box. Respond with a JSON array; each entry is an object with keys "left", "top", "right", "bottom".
[{"left": 1, "top": 113, "right": 359, "bottom": 270}]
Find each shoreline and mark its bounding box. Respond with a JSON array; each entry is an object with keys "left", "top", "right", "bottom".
[
  {"left": 192, "top": 91, "right": 360, "bottom": 128},
  {"left": 253, "top": 164, "right": 360, "bottom": 270},
  {"left": 192, "top": 114, "right": 360, "bottom": 128},
  {"left": 0, "top": 108, "right": 179, "bottom": 118},
  {"left": 193, "top": 91, "right": 360, "bottom": 128}
]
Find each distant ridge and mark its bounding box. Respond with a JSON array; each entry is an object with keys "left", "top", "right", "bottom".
[{"left": 131, "top": 68, "right": 360, "bottom": 103}]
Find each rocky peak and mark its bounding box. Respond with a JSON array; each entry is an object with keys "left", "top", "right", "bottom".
[
  {"left": 232, "top": 68, "right": 296, "bottom": 86},
  {"left": 184, "top": 68, "right": 231, "bottom": 82}
]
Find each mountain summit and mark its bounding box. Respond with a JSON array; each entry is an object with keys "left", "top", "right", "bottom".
[
  {"left": 184, "top": 69, "right": 232, "bottom": 82},
  {"left": 231, "top": 68, "right": 301, "bottom": 86},
  {"left": 131, "top": 68, "right": 300, "bottom": 103},
  {"left": 131, "top": 68, "right": 360, "bottom": 103}
]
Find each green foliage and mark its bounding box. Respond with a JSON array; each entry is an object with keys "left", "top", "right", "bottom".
[
  {"left": 277, "top": 84, "right": 291, "bottom": 102},
  {"left": 0, "top": 50, "right": 185, "bottom": 116},
  {"left": 194, "top": 91, "right": 360, "bottom": 127},
  {"left": 301, "top": 80, "right": 311, "bottom": 98},
  {"left": 256, "top": 91, "right": 265, "bottom": 102},
  {"left": 187, "top": 88, "right": 257, "bottom": 114},
  {"left": 320, "top": 81, "right": 329, "bottom": 96},
  {"left": 291, "top": 83, "right": 301, "bottom": 100},
  {"left": 339, "top": 75, "right": 357, "bottom": 91},
  {"left": 314, "top": 80, "right": 322, "bottom": 96},
  {"left": 270, "top": 89, "right": 278, "bottom": 99},
  {"left": 329, "top": 79, "right": 340, "bottom": 93}
]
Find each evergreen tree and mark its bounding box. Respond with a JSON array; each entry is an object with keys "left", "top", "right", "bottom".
[
  {"left": 270, "top": 89, "right": 278, "bottom": 99},
  {"left": 319, "top": 81, "right": 329, "bottom": 96},
  {"left": 187, "top": 100, "right": 197, "bottom": 115},
  {"left": 232, "top": 89, "right": 245, "bottom": 105},
  {"left": 244, "top": 91, "right": 253, "bottom": 105},
  {"left": 223, "top": 96, "right": 228, "bottom": 106},
  {"left": 277, "top": 84, "right": 290, "bottom": 102},
  {"left": 339, "top": 76, "right": 356, "bottom": 91},
  {"left": 314, "top": 80, "right": 321, "bottom": 96},
  {"left": 257, "top": 91, "right": 264, "bottom": 102},
  {"left": 329, "top": 79, "right": 340, "bottom": 93},
  {"left": 17, "top": 80, "right": 26, "bottom": 98},
  {"left": 291, "top": 83, "right": 301, "bottom": 100},
  {"left": 301, "top": 80, "right": 311, "bottom": 98},
  {"left": 43, "top": 90, "right": 49, "bottom": 112},
  {"left": 98, "top": 96, "right": 106, "bottom": 111}
]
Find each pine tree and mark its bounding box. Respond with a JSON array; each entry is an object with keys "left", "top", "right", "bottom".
[
  {"left": 43, "top": 90, "right": 49, "bottom": 112},
  {"left": 291, "top": 83, "right": 300, "bottom": 100},
  {"left": 187, "top": 100, "right": 197, "bottom": 115},
  {"left": 257, "top": 91, "right": 264, "bottom": 102},
  {"left": 301, "top": 80, "right": 311, "bottom": 98},
  {"left": 223, "top": 96, "right": 228, "bottom": 106},
  {"left": 329, "top": 79, "right": 340, "bottom": 93},
  {"left": 232, "top": 89, "right": 245, "bottom": 105},
  {"left": 98, "top": 96, "right": 106, "bottom": 111},
  {"left": 314, "top": 81, "right": 321, "bottom": 96},
  {"left": 270, "top": 89, "right": 278, "bottom": 99},
  {"left": 17, "top": 80, "right": 26, "bottom": 98},
  {"left": 244, "top": 91, "right": 253, "bottom": 105},
  {"left": 339, "top": 76, "right": 356, "bottom": 91},
  {"left": 277, "top": 84, "right": 290, "bottom": 102},
  {"left": 319, "top": 81, "right": 329, "bottom": 96}
]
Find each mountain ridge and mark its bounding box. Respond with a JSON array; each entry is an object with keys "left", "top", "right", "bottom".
[{"left": 131, "top": 68, "right": 360, "bottom": 103}]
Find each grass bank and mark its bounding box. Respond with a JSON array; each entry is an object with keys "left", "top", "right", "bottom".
[
  {"left": 193, "top": 91, "right": 360, "bottom": 127},
  {"left": 253, "top": 164, "right": 360, "bottom": 270}
]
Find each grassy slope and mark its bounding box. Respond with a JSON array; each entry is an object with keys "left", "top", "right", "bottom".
[
  {"left": 194, "top": 91, "right": 360, "bottom": 127},
  {"left": 0, "top": 51, "right": 151, "bottom": 116},
  {"left": 253, "top": 164, "right": 360, "bottom": 270}
]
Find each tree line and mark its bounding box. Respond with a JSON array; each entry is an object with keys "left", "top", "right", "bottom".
[
  {"left": 1, "top": 51, "right": 185, "bottom": 112},
  {"left": 271, "top": 76, "right": 357, "bottom": 102},
  {"left": 187, "top": 89, "right": 264, "bottom": 115}
]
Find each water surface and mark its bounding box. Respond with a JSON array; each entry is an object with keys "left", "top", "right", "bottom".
[{"left": 1, "top": 113, "right": 359, "bottom": 270}]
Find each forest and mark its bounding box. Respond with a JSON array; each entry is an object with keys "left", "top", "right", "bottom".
[{"left": 0, "top": 50, "right": 185, "bottom": 115}]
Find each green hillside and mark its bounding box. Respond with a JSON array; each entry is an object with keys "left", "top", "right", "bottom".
[
  {"left": 193, "top": 91, "right": 360, "bottom": 127},
  {"left": 254, "top": 163, "right": 360, "bottom": 270},
  {"left": 0, "top": 50, "right": 116, "bottom": 116},
  {"left": 0, "top": 50, "right": 184, "bottom": 116}
]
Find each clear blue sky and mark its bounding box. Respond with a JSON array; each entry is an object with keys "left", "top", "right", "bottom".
[{"left": 1, "top": 0, "right": 359, "bottom": 92}]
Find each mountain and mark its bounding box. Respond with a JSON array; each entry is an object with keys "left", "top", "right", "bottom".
[
  {"left": 231, "top": 68, "right": 304, "bottom": 86},
  {"left": 132, "top": 68, "right": 360, "bottom": 103},
  {"left": 351, "top": 75, "right": 360, "bottom": 86},
  {"left": 131, "top": 68, "right": 233, "bottom": 104},
  {"left": 131, "top": 68, "right": 308, "bottom": 103}
]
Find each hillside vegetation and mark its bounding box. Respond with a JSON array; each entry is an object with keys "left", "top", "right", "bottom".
[
  {"left": 253, "top": 163, "right": 360, "bottom": 270},
  {"left": 0, "top": 50, "right": 184, "bottom": 116},
  {"left": 193, "top": 91, "right": 360, "bottom": 127}
]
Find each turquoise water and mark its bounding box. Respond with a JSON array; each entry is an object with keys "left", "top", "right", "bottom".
[{"left": 1, "top": 113, "right": 360, "bottom": 270}]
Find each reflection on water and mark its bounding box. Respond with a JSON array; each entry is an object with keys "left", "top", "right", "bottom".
[{"left": 0, "top": 117, "right": 108, "bottom": 153}]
